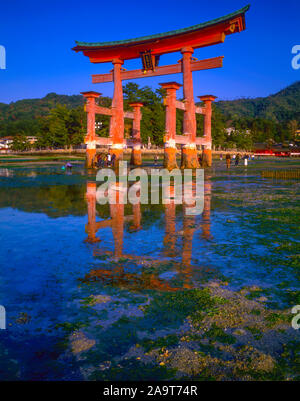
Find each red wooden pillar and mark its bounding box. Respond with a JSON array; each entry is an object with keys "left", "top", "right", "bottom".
[
  {"left": 160, "top": 82, "right": 181, "bottom": 170},
  {"left": 109, "top": 58, "right": 124, "bottom": 165},
  {"left": 181, "top": 47, "right": 199, "bottom": 169},
  {"left": 109, "top": 183, "right": 125, "bottom": 258},
  {"left": 199, "top": 95, "right": 217, "bottom": 167},
  {"left": 130, "top": 202, "right": 142, "bottom": 231},
  {"left": 84, "top": 182, "right": 100, "bottom": 243},
  {"left": 163, "top": 184, "right": 177, "bottom": 257},
  {"left": 182, "top": 184, "right": 196, "bottom": 269},
  {"left": 81, "top": 91, "right": 101, "bottom": 168},
  {"left": 129, "top": 102, "right": 143, "bottom": 166},
  {"left": 202, "top": 175, "right": 212, "bottom": 239}
]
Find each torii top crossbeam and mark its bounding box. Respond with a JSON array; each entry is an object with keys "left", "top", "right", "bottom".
[{"left": 73, "top": 5, "right": 249, "bottom": 63}]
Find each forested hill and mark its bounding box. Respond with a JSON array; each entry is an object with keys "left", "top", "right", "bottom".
[
  {"left": 0, "top": 92, "right": 84, "bottom": 123},
  {"left": 0, "top": 82, "right": 299, "bottom": 149},
  {"left": 216, "top": 81, "right": 300, "bottom": 123},
  {"left": 1, "top": 81, "right": 299, "bottom": 125}
]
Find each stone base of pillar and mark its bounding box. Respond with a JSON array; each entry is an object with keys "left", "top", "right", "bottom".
[
  {"left": 164, "top": 147, "right": 178, "bottom": 170},
  {"left": 86, "top": 148, "right": 96, "bottom": 169},
  {"left": 181, "top": 146, "right": 200, "bottom": 169},
  {"left": 130, "top": 147, "right": 142, "bottom": 166},
  {"left": 202, "top": 149, "right": 212, "bottom": 168}
]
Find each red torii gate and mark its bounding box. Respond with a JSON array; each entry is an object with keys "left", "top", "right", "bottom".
[
  {"left": 81, "top": 90, "right": 143, "bottom": 168},
  {"left": 73, "top": 5, "right": 249, "bottom": 169}
]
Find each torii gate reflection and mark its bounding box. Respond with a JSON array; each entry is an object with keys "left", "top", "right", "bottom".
[{"left": 83, "top": 177, "right": 212, "bottom": 291}]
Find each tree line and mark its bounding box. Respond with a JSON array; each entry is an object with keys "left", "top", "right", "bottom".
[{"left": 1, "top": 83, "right": 298, "bottom": 152}]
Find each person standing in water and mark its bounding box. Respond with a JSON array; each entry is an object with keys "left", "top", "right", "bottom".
[
  {"left": 235, "top": 153, "right": 240, "bottom": 166},
  {"left": 226, "top": 153, "right": 231, "bottom": 169}
]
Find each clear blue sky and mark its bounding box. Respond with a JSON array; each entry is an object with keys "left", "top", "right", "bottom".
[{"left": 0, "top": 0, "right": 299, "bottom": 103}]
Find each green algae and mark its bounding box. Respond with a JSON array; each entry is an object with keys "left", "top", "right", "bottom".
[
  {"left": 143, "top": 288, "right": 216, "bottom": 327},
  {"left": 88, "top": 358, "right": 176, "bottom": 381},
  {"left": 206, "top": 324, "right": 237, "bottom": 344},
  {"left": 55, "top": 321, "right": 88, "bottom": 333},
  {"left": 138, "top": 334, "right": 179, "bottom": 352}
]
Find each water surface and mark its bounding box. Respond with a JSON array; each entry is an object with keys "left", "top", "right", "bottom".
[{"left": 0, "top": 159, "right": 299, "bottom": 380}]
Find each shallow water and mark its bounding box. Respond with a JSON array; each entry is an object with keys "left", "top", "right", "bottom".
[{"left": 0, "top": 159, "right": 299, "bottom": 380}]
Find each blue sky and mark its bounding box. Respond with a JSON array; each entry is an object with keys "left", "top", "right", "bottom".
[{"left": 0, "top": 0, "right": 299, "bottom": 103}]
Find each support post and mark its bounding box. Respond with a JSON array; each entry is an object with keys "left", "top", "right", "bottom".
[
  {"left": 81, "top": 91, "right": 101, "bottom": 168},
  {"left": 85, "top": 182, "right": 100, "bottom": 243},
  {"left": 109, "top": 58, "right": 125, "bottom": 166},
  {"left": 180, "top": 47, "right": 199, "bottom": 169},
  {"left": 160, "top": 82, "right": 181, "bottom": 171},
  {"left": 130, "top": 201, "right": 142, "bottom": 231},
  {"left": 163, "top": 184, "right": 177, "bottom": 257},
  {"left": 182, "top": 193, "right": 196, "bottom": 269},
  {"left": 199, "top": 95, "right": 217, "bottom": 167},
  {"left": 109, "top": 183, "right": 125, "bottom": 258},
  {"left": 129, "top": 102, "right": 143, "bottom": 166},
  {"left": 202, "top": 175, "right": 212, "bottom": 239}
]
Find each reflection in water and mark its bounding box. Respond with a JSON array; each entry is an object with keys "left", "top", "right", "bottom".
[
  {"left": 203, "top": 175, "right": 212, "bottom": 240},
  {"left": 83, "top": 177, "right": 212, "bottom": 291},
  {"left": 0, "top": 168, "right": 13, "bottom": 177},
  {"left": 0, "top": 161, "right": 299, "bottom": 380}
]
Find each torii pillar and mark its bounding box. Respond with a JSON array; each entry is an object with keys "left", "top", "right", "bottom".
[
  {"left": 160, "top": 82, "right": 181, "bottom": 171},
  {"left": 84, "top": 181, "right": 100, "bottom": 243},
  {"left": 199, "top": 95, "right": 217, "bottom": 167},
  {"left": 81, "top": 91, "right": 101, "bottom": 169},
  {"left": 202, "top": 175, "right": 212, "bottom": 239},
  {"left": 109, "top": 58, "right": 125, "bottom": 165},
  {"left": 163, "top": 183, "right": 177, "bottom": 257},
  {"left": 129, "top": 102, "right": 143, "bottom": 166},
  {"left": 181, "top": 47, "right": 200, "bottom": 169}
]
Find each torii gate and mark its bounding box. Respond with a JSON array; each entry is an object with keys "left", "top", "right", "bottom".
[{"left": 73, "top": 5, "right": 249, "bottom": 168}]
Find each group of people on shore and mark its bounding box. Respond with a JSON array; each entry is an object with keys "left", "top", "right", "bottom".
[
  {"left": 220, "top": 153, "right": 254, "bottom": 169},
  {"left": 61, "top": 151, "right": 255, "bottom": 172},
  {"left": 93, "top": 152, "right": 116, "bottom": 168}
]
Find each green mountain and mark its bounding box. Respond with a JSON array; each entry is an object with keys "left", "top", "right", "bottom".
[
  {"left": 1, "top": 81, "right": 299, "bottom": 127},
  {"left": 0, "top": 92, "right": 84, "bottom": 124},
  {"left": 0, "top": 83, "right": 299, "bottom": 148},
  {"left": 216, "top": 81, "right": 300, "bottom": 123}
]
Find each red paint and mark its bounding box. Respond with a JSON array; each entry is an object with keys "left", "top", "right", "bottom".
[
  {"left": 92, "top": 57, "right": 223, "bottom": 83},
  {"left": 129, "top": 102, "right": 143, "bottom": 166},
  {"left": 110, "top": 59, "right": 124, "bottom": 145},
  {"left": 181, "top": 47, "right": 196, "bottom": 143},
  {"left": 73, "top": 11, "right": 247, "bottom": 63},
  {"left": 160, "top": 82, "right": 182, "bottom": 142},
  {"left": 129, "top": 102, "right": 143, "bottom": 142},
  {"left": 77, "top": 8, "right": 248, "bottom": 169},
  {"left": 199, "top": 95, "right": 217, "bottom": 144},
  {"left": 81, "top": 91, "right": 101, "bottom": 142},
  {"left": 85, "top": 182, "right": 100, "bottom": 243}
]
